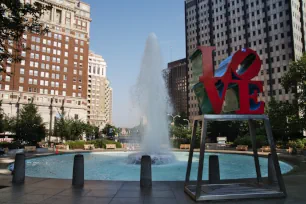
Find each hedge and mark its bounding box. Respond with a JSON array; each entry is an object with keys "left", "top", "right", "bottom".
[
  {"left": 0, "top": 142, "right": 24, "bottom": 149},
  {"left": 66, "top": 139, "right": 122, "bottom": 149},
  {"left": 87, "top": 139, "right": 122, "bottom": 149},
  {"left": 234, "top": 135, "right": 268, "bottom": 147}
]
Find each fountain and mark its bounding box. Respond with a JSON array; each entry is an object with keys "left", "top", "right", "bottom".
[{"left": 127, "top": 33, "right": 175, "bottom": 165}]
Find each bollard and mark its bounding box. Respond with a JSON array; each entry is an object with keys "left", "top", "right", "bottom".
[
  {"left": 72, "top": 154, "right": 84, "bottom": 187},
  {"left": 209, "top": 155, "right": 220, "bottom": 184},
  {"left": 268, "top": 154, "right": 277, "bottom": 184},
  {"left": 12, "top": 153, "right": 25, "bottom": 184},
  {"left": 140, "top": 155, "right": 152, "bottom": 188}
]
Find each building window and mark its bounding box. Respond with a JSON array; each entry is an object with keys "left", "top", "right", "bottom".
[
  {"left": 19, "top": 77, "right": 24, "bottom": 83},
  {"left": 5, "top": 85, "right": 10, "bottom": 90},
  {"left": 19, "top": 86, "right": 23, "bottom": 92}
]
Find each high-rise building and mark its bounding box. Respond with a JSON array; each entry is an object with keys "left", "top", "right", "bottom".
[
  {"left": 105, "top": 80, "right": 113, "bottom": 125},
  {"left": 166, "top": 58, "right": 188, "bottom": 115},
  {"left": 87, "top": 51, "right": 109, "bottom": 128},
  {"left": 185, "top": 0, "right": 305, "bottom": 122},
  {"left": 0, "top": 0, "right": 91, "bottom": 133}
]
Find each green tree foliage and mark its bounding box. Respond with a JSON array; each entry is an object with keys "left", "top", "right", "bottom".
[
  {"left": 102, "top": 124, "right": 119, "bottom": 136},
  {"left": 0, "top": 100, "right": 13, "bottom": 133},
  {"left": 281, "top": 53, "right": 306, "bottom": 133},
  {"left": 267, "top": 98, "right": 302, "bottom": 141},
  {"left": 14, "top": 103, "right": 46, "bottom": 145},
  {"left": 54, "top": 118, "right": 99, "bottom": 141},
  {"left": 173, "top": 112, "right": 189, "bottom": 127},
  {"left": 170, "top": 125, "right": 191, "bottom": 141},
  {"left": 0, "top": 0, "right": 51, "bottom": 71}
]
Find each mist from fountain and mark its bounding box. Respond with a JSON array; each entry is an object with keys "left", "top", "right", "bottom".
[{"left": 128, "top": 33, "right": 175, "bottom": 165}]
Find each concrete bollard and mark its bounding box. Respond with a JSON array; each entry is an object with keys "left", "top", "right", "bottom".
[
  {"left": 72, "top": 154, "right": 84, "bottom": 187},
  {"left": 12, "top": 153, "right": 25, "bottom": 184},
  {"left": 268, "top": 154, "right": 277, "bottom": 184},
  {"left": 209, "top": 155, "right": 220, "bottom": 184},
  {"left": 140, "top": 155, "right": 152, "bottom": 188}
]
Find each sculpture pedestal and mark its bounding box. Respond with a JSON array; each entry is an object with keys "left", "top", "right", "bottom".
[{"left": 184, "top": 114, "right": 287, "bottom": 202}]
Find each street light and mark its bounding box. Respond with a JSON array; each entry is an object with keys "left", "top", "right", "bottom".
[
  {"left": 167, "top": 114, "right": 181, "bottom": 125},
  {"left": 183, "top": 119, "right": 190, "bottom": 129}
]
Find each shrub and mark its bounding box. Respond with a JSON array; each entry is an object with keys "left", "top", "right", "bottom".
[
  {"left": 66, "top": 141, "right": 85, "bottom": 149},
  {"left": 255, "top": 135, "right": 268, "bottom": 147},
  {"left": 234, "top": 135, "right": 268, "bottom": 147},
  {"left": 288, "top": 140, "right": 297, "bottom": 148},
  {"left": 295, "top": 139, "right": 304, "bottom": 149},
  {"left": 276, "top": 140, "right": 287, "bottom": 149},
  {"left": 234, "top": 136, "right": 252, "bottom": 146},
  {"left": 171, "top": 139, "right": 187, "bottom": 149},
  {"left": 0, "top": 141, "right": 24, "bottom": 149},
  {"left": 87, "top": 139, "right": 122, "bottom": 148}
]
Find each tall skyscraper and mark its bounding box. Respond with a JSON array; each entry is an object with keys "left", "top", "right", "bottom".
[
  {"left": 87, "top": 51, "right": 112, "bottom": 128},
  {"left": 166, "top": 58, "right": 188, "bottom": 115},
  {"left": 185, "top": 0, "right": 305, "bottom": 122},
  {"left": 105, "top": 80, "right": 113, "bottom": 125},
  {"left": 0, "top": 0, "right": 91, "bottom": 132}
]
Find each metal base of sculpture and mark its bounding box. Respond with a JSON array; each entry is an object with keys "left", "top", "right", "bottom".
[{"left": 184, "top": 114, "right": 287, "bottom": 202}]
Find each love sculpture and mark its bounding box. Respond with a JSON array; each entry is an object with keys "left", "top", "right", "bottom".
[
  {"left": 190, "top": 47, "right": 264, "bottom": 115},
  {"left": 184, "top": 46, "right": 287, "bottom": 202}
]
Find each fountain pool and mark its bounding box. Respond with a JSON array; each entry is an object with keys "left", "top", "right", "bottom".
[{"left": 23, "top": 152, "right": 292, "bottom": 181}]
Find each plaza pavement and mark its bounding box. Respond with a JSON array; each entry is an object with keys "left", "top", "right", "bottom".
[{"left": 0, "top": 150, "right": 305, "bottom": 204}]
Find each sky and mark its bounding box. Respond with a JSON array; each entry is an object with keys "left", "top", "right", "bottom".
[{"left": 84, "top": 0, "right": 186, "bottom": 128}]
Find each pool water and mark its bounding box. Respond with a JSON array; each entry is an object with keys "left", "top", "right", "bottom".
[{"left": 24, "top": 152, "right": 292, "bottom": 181}]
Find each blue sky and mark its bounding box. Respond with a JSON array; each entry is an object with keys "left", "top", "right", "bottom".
[{"left": 84, "top": 0, "right": 185, "bottom": 127}]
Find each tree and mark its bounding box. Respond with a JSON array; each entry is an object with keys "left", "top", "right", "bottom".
[
  {"left": 0, "top": 0, "right": 51, "bottom": 71},
  {"left": 174, "top": 112, "right": 189, "bottom": 127},
  {"left": 15, "top": 103, "right": 46, "bottom": 145},
  {"left": 281, "top": 53, "right": 306, "bottom": 134},
  {"left": 267, "top": 98, "right": 302, "bottom": 141},
  {"left": 54, "top": 117, "right": 101, "bottom": 141},
  {"left": 102, "top": 124, "right": 119, "bottom": 136},
  {"left": 0, "top": 100, "right": 14, "bottom": 133},
  {"left": 170, "top": 125, "right": 191, "bottom": 140}
]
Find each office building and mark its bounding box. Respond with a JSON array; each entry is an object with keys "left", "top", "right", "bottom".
[
  {"left": 166, "top": 58, "right": 188, "bottom": 115},
  {"left": 87, "top": 51, "right": 111, "bottom": 128},
  {"left": 0, "top": 0, "right": 91, "bottom": 133}
]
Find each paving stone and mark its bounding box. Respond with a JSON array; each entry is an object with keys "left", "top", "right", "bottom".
[
  {"left": 109, "top": 197, "right": 144, "bottom": 204},
  {"left": 115, "top": 190, "right": 145, "bottom": 198},
  {"left": 57, "top": 188, "right": 91, "bottom": 197},
  {"left": 85, "top": 189, "right": 117, "bottom": 197},
  {"left": 144, "top": 197, "right": 178, "bottom": 204}
]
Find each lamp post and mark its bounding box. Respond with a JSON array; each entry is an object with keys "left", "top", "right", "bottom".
[
  {"left": 167, "top": 114, "right": 181, "bottom": 126},
  {"left": 183, "top": 119, "right": 190, "bottom": 129}
]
